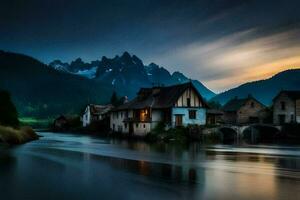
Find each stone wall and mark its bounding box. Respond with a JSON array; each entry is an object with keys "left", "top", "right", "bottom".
[
  {"left": 273, "top": 94, "right": 295, "bottom": 124},
  {"left": 237, "top": 99, "right": 265, "bottom": 124}
]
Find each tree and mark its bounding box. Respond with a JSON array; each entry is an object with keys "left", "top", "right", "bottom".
[
  {"left": 110, "top": 91, "right": 118, "bottom": 106},
  {"left": 110, "top": 91, "right": 125, "bottom": 107},
  {"left": 0, "top": 90, "right": 19, "bottom": 127}
]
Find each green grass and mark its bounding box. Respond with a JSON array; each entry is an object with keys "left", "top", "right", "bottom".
[
  {"left": 19, "top": 117, "right": 53, "bottom": 128},
  {"left": 0, "top": 125, "right": 38, "bottom": 145}
]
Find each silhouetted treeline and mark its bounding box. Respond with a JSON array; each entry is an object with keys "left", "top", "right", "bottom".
[{"left": 0, "top": 90, "right": 19, "bottom": 127}]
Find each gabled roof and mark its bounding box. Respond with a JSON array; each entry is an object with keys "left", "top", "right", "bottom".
[
  {"left": 274, "top": 90, "right": 300, "bottom": 101},
  {"left": 223, "top": 98, "right": 248, "bottom": 112},
  {"left": 114, "top": 82, "right": 208, "bottom": 111},
  {"left": 207, "top": 109, "right": 224, "bottom": 115},
  {"left": 88, "top": 104, "right": 113, "bottom": 115},
  {"left": 222, "top": 96, "right": 265, "bottom": 112}
]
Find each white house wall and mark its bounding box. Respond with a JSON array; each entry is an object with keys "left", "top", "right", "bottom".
[
  {"left": 297, "top": 100, "right": 300, "bottom": 123},
  {"left": 110, "top": 111, "right": 129, "bottom": 133},
  {"left": 172, "top": 107, "right": 206, "bottom": 127},
  {"left": 175, "top": 88, "right": 201, "bottom": 107},
  {"left": 133, "top": 123, "right": 151, "bottom": 136},
  {"left": 273, "top": 94, "right": 296, "bottom": 124},
  {"left": 151, "top": 110, "right": 163, "bottom": 129},
  {"left": 83, "top": 106, "right": 91, "bottom": 127}
]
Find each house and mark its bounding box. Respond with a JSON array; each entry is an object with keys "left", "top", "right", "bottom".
[
  {"left": 206, "top": 109, "right": 224, "bottom": 125},
  {"left": 273, "top": 90, "right": 300, "bottom": 124},
  {"left": 53, "top": 115, "right": 69, "bottom": 131},
  {"left": 110, "top": 82, "right": 209, "bottom": 136},
  {"left": 222, "top": 95, "right": 266, "bottom": 124},
  {"left": 82, "top": 104, "right": 114, "bottom": 127}
]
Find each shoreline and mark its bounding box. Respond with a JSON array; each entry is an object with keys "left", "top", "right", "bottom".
[
  {"left": 0, "top": 126, "right": 39, "bottom": 145},
  {"left": 39, "top": 127, "right": 300, "bottom": 145}
]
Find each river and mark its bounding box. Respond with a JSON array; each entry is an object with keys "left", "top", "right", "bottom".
[{"left": 0, "top": 132, "right": 299, "bottom": 200}]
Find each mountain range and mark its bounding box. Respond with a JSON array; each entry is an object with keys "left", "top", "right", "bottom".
[
  {"left": 1, "top": 49, "right": 299, "bottom": 118},
  {"left": 51, "top": 52, "right": 300, "bottom": 107},
  {"left": 212, "top": 69, "right": 300, "bottom": 105},
  {"left": 49, "top": 52, "right": 216, "bottom": 100},
  {"left": 0, "top": 50, "right": 215, "bottom": 118},
  {"left": 0, "top": 50, "right": 112, "bottom": 117}
]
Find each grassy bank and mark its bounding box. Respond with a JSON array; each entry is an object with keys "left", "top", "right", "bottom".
[
  {"left": 0, "top": 125, "right": 39, "bottom": 145},
  {"left": 19, "top": 117, "right": 53, "bottom": 128}
]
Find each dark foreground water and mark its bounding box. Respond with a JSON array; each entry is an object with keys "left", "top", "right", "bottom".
[{"left": 0, "top": 132, "right": 300, "bottom": 200}]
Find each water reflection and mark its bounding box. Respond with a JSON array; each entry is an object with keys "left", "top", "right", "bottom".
[{"left": 0, "top": 132, "right": 299, "bottom": 200}]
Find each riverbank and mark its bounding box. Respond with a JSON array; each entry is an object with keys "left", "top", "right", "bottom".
[
  {"left": 0, "top": 125, "right": 39, "bottom": 145},
  {"left": 45, "top": 122, "right": 300, "bottom": 145}
]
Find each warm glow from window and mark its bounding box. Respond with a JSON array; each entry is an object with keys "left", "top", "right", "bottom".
[{"left": 140, "top": 109, "right": 149, "bottom": 121}]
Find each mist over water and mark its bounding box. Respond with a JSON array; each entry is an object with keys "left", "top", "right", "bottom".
[{"left": 0, "top": 132, "right": 299, "bottom": 200}]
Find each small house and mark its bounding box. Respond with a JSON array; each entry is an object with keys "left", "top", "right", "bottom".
[
  {"left": 110, "top": 82, "right": 209, "bottom": 136},
  {"left": 53, "top": 115, "right": 69, "bottom": 131},
  {"left": 273, "top": 90, "right": 300, "bottom": 124},
  {"left": 222, "top": 95, "right": 266, "bottom": 124},
  {"left": 82, "top": 104, "right": 113, "bottom": 127},
  {"left": 206, "top": 109, "right": 224, "bottom": 125}
]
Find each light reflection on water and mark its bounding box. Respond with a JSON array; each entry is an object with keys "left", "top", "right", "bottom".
[{"left": 0, "top": 132, "right": 299, "bottom": 200}]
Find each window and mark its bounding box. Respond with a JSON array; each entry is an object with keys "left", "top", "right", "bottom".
[
  {"left": 136, "top": 123, "right": 139, "bottom": 128},
  {"left": 113, "top": 124, "right": 115, "bottom": 131},
  {"left": 280, "top": 101, "right": 286, "bottom": 110},
  {"left": 187, "top": 98, "right": 191, "bottom": 107},
  {"left": 251, "top": 102, "right": 255, "bottom": 108},
  {"left": 291, "top": 115, "right": 294, "bottom": 122},
  {"left": 124, "top": 123, "right": 127, "bottom": 129},
  {"left": 189, "top": 110, "right": 196, "bottom": 119},
  {"left": 143, "top": 124, "right": 146, "bottom": 128}
]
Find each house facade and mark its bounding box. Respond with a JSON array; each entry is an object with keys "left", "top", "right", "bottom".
[
  {"left": 206, "top": 109, "right": 224, "bottom": 125},
  {"left": 110, "top": 82, "right": 208, "bottom": 136},
  {"left": 53, "top": 115, "right": 68, "bottom": 131},
  {"left": 82, "top": 104, "right": 113, "bottom": 127},
  {"left": 222, "top": 95, "right": 266, "bottom": 124},
  {"left": 273, "top": 91, "right": 300, "bottom": 124}
]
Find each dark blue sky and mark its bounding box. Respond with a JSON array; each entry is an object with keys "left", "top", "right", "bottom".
[{"left": 1, "top": 0, "right": 300, "bottom": 91}]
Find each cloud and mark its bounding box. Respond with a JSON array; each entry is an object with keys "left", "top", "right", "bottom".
[{"left": 154, "top": 28, "right": 300, "bottom": 93}]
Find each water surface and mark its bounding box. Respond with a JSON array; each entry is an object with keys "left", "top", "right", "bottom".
[{"left": 0, "top": 132, "right": 299, "bottom": 200}]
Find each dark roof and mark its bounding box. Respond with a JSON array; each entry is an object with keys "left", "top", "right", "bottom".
[
  {"left": 223, "top": 98, "right": 248, "bottom": 112},
  {"left": 274, "top": 90, "right": 300, "bottom": 101},
  {"left": 89, "top": 104, "right": 113, "bottom": 115},
  {"left": 207, "top": 109, "right": 224, "bottom": 115},
  {"left": 55, "top": 115, "right": 67, "bottom": 121},
  {"left": 222, "top": 96, "right": 265, "bottom": 112},
  {"left": 114, "top": 82, "right": 208, "bottom": 111}
]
